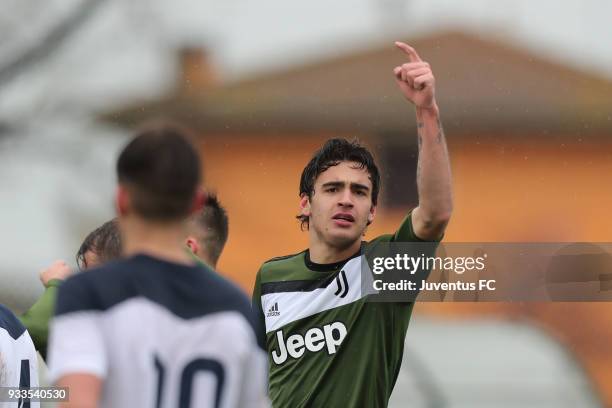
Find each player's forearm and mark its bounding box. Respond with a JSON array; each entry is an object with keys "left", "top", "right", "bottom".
[
  {"left": 414, "top": 104, "right": 453, "bottom": 226},
  {"left": 19, "top": 283, "right": 59, "bottom": 356}
]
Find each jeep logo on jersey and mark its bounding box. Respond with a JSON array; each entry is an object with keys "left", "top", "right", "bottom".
[{"left": 271, "top": 321, "right": 347, "bottom": 365}]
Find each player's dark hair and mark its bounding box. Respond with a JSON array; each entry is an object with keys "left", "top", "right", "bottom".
[
  {"left": 117, "top": 123, "right": 201, "bottom": 221},
  {"left": 192, "top": 193, "right": 229, "bottom": 267},
  {"left": 297, "top": 138, "right": 380, "bottom": 230},
  {"left": 76, "top": 219, "right": 122, "bottom": 270}
]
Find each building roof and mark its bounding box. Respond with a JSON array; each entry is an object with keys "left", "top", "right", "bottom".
[{"left": 103, "top": 31, "right": 612, "bottom": 136}]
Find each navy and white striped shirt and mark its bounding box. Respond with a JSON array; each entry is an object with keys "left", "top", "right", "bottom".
[
  {"left": 0, "top": 304, "right": 40, "bottom": 408},
  {"left": 48, "top": 254, "right": 267, "bottom": 408}
]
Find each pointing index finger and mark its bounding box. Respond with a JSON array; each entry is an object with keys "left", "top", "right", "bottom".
[{"left": 395, "top": 41, "right": 422, "bottom": 62}]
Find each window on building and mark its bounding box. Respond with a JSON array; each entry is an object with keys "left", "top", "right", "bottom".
[{"left": 377, "top": 138, "right": 419, "bottom": 209}]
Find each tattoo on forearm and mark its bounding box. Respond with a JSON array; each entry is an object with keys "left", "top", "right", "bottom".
[
  {"left": 436, "top": 118, "right": 444, "bottom": 144},
  {"left": 417, "top": 120, "right": 445, "bottom": 145},
  {"left": 417, "top": 122, "right": 424, "bottom": 151},
  {"left": 415, "top": 117, "right": 446, "bottom": 187},
  {"left": 416, "top": 122, "right": 424, "bottom": 184}
]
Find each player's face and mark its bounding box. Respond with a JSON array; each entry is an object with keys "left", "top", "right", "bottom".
[{"left": 303, "top": 161, "right": 376, "bottom": 249}]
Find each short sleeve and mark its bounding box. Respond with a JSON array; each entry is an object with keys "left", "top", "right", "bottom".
[
  {"left": 237, "top": 345, "right": 270, "bottom": 407},
  {"left": 47, "top": 276, "right": 107, "bottom": 383},
  {"left": 392, "top": 210, "right": 443, "bottom": 243}
]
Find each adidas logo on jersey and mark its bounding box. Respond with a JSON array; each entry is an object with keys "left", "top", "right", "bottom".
[
  {"left": 266, "top": 302, "right": 280, "bottom": 317},
  {"left": 271, "top": 321, "right": 347, "bottom": 365}
]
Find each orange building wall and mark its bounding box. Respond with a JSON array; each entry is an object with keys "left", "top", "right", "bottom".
[
  {"left": 446, "top": 139, "right": 612, "bottom": 242},
  {"left": 199, "top": 134, "right": 612, "bottom": 290}
]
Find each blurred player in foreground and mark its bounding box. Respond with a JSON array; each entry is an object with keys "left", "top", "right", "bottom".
[
  {"left": 21, "top": 194, "right": 229, "bottom": 359},
  {"left": 0, "top": 304, "right": 40, "bottom": 407},
  {"left": 48, "top": 125, "right": 266, "bottom": 407},
  {"left": 252, "top": 42, "right": 453, "bottom": 407}
]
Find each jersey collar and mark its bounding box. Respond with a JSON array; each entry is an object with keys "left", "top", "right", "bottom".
[{"left": 304, "top": 243, "right": 363, "bottom": 272}]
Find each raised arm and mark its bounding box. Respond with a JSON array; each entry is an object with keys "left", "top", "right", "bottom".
[
  {"left": 19, "top": 260, "right": 73, "bottom": 358},
  {"left": 393, "top": 41, "right": 453, "bottom": 240}
]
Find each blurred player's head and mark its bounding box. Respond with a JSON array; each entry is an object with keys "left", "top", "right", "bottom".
[
  {"left": 185, "top": 193, "right": 229, "bottom": 268},
  {"left": 75, "top": 218, "right": 122, "bottom": 270},
  {"left": 116, "top": 123, "right": 204, "bottom": 225},
  {"left": 297, "top": 138, "right": 380, "bottom": 249}
]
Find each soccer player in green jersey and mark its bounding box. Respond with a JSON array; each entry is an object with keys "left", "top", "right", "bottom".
[{"left": 252, "top": 42, "right": 453, "bottom": 407}]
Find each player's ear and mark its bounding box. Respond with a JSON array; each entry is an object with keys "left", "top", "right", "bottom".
[
  {"left": 366, "top": 204, "right": 377, "bottom": 225},
  {"left": 185, "top": 236, "right": 199, "bottom": 256},
  {"left": 190, "top": 189, "right": 206, "bottom": 215},
  {"left": 116, "top": 185, "right": 130, "bottom": 216},
  {"left": 299, "top": 194, "right": 311, "bottom": 217}
]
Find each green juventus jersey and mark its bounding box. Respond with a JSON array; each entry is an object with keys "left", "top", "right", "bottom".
[{"left": 252, "top": 212, "right": 434, "bottom": 407}]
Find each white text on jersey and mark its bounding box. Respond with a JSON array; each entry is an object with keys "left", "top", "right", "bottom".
[{"left": 271, "top": 321, "right": 347, "bottom": 365}]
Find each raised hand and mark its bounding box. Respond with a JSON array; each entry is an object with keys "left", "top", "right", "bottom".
[{"left": 393, "top": 42, "right": 436, "bottom": 110}]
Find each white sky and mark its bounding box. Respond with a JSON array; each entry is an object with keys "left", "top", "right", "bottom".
[
  {"left": 1, "top": 0, "right": 611, "bottom": 116},
  {"left": 167, "top": 0, "right": 612, "bottom": 83}
]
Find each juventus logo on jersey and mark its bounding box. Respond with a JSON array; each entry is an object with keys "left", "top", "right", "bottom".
[
  {"left": 334, "top": 270, "right": 349, "bottom": 298},
  {"left": 267, "top": 302, "right": 280, "bottom": 317}
]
